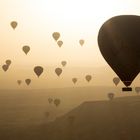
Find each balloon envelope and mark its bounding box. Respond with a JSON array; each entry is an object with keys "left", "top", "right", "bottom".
[
  {"left": 54, "top": 99, "right": 61, "bottom": 107},
  {"left": 72, "top": 78, "right": 77, "bottom": 84},
  {"left": 5, "top": 60, "right": 11, "bottom": 66},
  {"left": 61, "top": 61, "right": 67, "bottom": 67},
  {"left": 25, "top": 79, "right": 31, "bottom": 85},
  {"left": 11, "top": 21, "right": 17, "bottom": 29},
  {"left": 17, "top": 80, "right": 22, "bottom": 85},
  {"left": 22, "top": 46, "right": 30, "bottom": 55},
  {"left": 55, "top": 68, "right": 62, "bottom": 76},
  {"left": 98, "top": 15, "right": 140, "bottom": 87},
  {"left": 52, "top": 32, "right": 60, "bottom": 41},
  {"left": 85, "top": 75, "right": 92, "bottom": 82},
  {"left": 2, "top": 64, "right": 9, "bottom": 72},
  {"left": 34, "top": 66, "right": 44, "bottom": 77},
  {"left": 79, "top": 39, "right": 84, "bottom": 46},
  {"left": 57, "top": 40, "right": 63, "bottom": 47},
  {"left": 113, "top": 77, "right": 120, "bottom": 86}
]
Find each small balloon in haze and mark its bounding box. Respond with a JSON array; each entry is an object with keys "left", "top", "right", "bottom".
[
  {"left": 25, "top": 79, "right": 31, "bottom": 85},
  {"left": 22, "top": 46, "right": 30, "bottom": 55},
  {"left": 108, "top": 93, "right": 114, "bottom": 100},
  {"left": 10, "top": 21, "right": 18, "bottom": 30},
  {"left": 61, "top": 61, "right": 67, "bottom": 67},
  {"left": 54, "top": 99, "right": 61, "bottom": 107},
  {"left": 34, "top": 66, "right": 44, "bottom": 77},
  {"left": 48, "top": 98, "right": 53, "bottom": 104},
  {"left": 72, "top": 78, "right": 77, "bottom": 84},
  {"left": 135, "top": 87, "right": 140, "bottom": 94},
  {"left": 52, "top": 32, "right": 60, "bottom": 41},
  {"left": 2, "top": 64, "right": 9, "bottom": 72},
  {"left": 17, "top": 80, "right": 22, "bottom": 85},
  {"left": 57, "top": 40, "right": 63, "bottom": 47},
  {"left": 45, "top": 111, "right": 50, "bottom": 118},
  {"left": 113, "top": 77, "right": 120, "bottom": 86},
  {"left": 85, "top": 75, "right": 92, "bottom": 82},
  {"left": 79, "top": 39, "right": 84, "bottom": 46},
  {"left": 55, "top": 68, "right": 62, "bottom": 76},
  {"left": 5, "top": 60, "right": 12, "bottom": 66}
]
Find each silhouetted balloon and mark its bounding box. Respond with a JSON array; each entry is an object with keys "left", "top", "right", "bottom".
[
  {"left": 113, "top": 77, "right": 120, "bottom": 86},
  {"left": 79, "top": 39, "right": 84, "bottom": 46},
  {"left": 10, "top": 21, "right": 17, "bottom": 30},
  {"left": 55, "top": 68, "right": 62, "bottom": 76},
  {"left": 25, "top": 79, "right": 31, "bottom": 85},
  {"left": 135, "top": 87, "right": 140, "bottom": 94},
  {"left": 108, "top": 93, "right": 114, "bottom": 100},
  {"left": 98, "top": 15, "right": 140, "bottom": 88},
  {"left": 2, "top": 64, "right": 9, "bottom": 72},
  {"left": 34, "top": 66, "right": 44, "bottom": 77},
  {"left": 72, "top": 78, "right": 77, "bottom": 84},
  {"left": 85, "top": 75, "right": 92, "bottom": 82},
  {"left": 57, "top": 40, "right": 63, "bottom": 47},
  {"left": 17, "top": 80, "right": 22, "bottom": 85},
  {"left": 5, "top": 60, "right": 11, "bottom": 66},
  {"left": 52, "top": 32, "right": 60, "bottom": 41},
  {"left": 61, "top": 61, "right": 67, "bottom": 67},
  {"left": 22, "top": 46, "right": 30, "bottom": 55},
  {"left": 54, "top": 99, "right": 61, "bottom": 107},
  {"left": 48, "top": 98, "right": 53, "bottom": 104}
]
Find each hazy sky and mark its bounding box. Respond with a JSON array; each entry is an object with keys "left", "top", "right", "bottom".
[{"left": 0, "top": 0, "right": 140, "bottom": 89}]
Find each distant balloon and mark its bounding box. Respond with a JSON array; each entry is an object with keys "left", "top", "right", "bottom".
[
  {"left": 5, "top": 60, "right": 11, "bottom": 66},
  {"left": 45, "top": 111, "right": 50, "bottom": 118},
  {"left": 98, "top": 15, "right": 140, "bottom": 89},
  {"left": 22, "top": 46, "right": 30, "bottom": 55},
  {"left": 61, "top": 61, "right": 67, "bottom": 67},
  {"left": 2, "top": 64, "right": 9, "bottom": 72},
  {"left": 85, "top": 75, "right": 92, "bottom": 82},
  {"left": 17, "top": 80, "right": 22, "bottom": 85},
  {"left": 113, "top": 77, "right": 120, "bottom": 86},
  {"left": 79, "top": 39, "right": 84, "bottom": 46},
  {"left": 34, "top": 66, "right": 44, "bottom": 77},
  {"left": 55, "top": 68, "right": 62, "bottom": 76},
  {"left": 108, "top": 93, "right": 114, "bottom": 100},
  {"left": 72, "top": 78, "right": 77, "bottom": 84},
  {"left": 52, "top": 32, "right": 60, "bottom": 41},
  {"left": 135, "top": 87, "right": 140, "bottom": 94},
  {"left": 57, "top": 40, "right": 63, "bottom": 47},
  {"left": 54, "top": 99, "right": 61, "bottom": 107},
  {"left": 10, "top": 21, "right": 18, "bottom": 30},
  {"left": 48, "top": 98, "right": 53, "bottom": 104},
  {"left": 25, "top": 79, "right": 31, "bottom": 85}
]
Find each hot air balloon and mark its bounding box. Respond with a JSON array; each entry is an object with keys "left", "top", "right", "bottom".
[
  {"left": 45, "top": 111, "right": 50, "bottom": 118},
  {"left": 57, "top": 40, "right": 63, "bottom": 47},
  {"left": 22, "top": 46, "right": 30, "bottom": 55},
  {"left": 108, "top": 93, "right": 114, "bottom": 100},
  {"left": 135, "top": 87, "right": 140, "bottom": 94},
  {"left": 5, "top": 60, "right": 11, "bottom": 66},
  {"left": 79, "top": 39, "right": 84, "bottom": 46},
  {"left": 10, "top": 21, "right": 18, "bottom": 30},
  {"left": 25, "top": 79, "right": 31, "bottom": 85},
  {"left": 52, "top": 32, "right": 60, "bottom": 41},
  {"left": 85, "top": 75, "right": 92, "bottom": 82},
  {"left": 54, "top": 99, "right": 61, "bottom": 107},
  {"left": 2, "top": 64, "right": 9, "bottom": 72},
  {"left": 34, "top": 66, "right": 44, "bottom": 77},
  {"left": 55, "top": 68, "right": 62, "bottom": 76},
  {"left": 113, "top": 77, "right": 120, "bottom": 86},
  {"left": 61, "top": 61, "right": 67, "bottom": 67},
  {"left": 72, "top": 78, "right": 77, "bottom": 84},
  {"left": 98, "top": 15, "right": 140, "bottom": 91},
  {"left": 48, "top": 98, "right": 53, "bottom": 104},
  {"left": 17, "top": 80, "right": 22, "bottom": 85}
]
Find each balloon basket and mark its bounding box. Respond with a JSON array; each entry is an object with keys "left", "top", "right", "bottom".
[{"left": 122, "top": 87, "right": 132, "bottom": 92}]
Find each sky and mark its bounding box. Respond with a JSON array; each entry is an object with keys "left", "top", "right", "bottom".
[{"left": 0, "top": 0, "right": 140, "bottom": 89}]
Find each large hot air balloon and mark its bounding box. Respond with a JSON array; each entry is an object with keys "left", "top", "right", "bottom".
[
  {"left": 34, "top": 66, "right": 44, "bottom": 77},
  {"left": 72, "top": 78, "right": 77, "bottom": 84},
  {"left": 2, "top": 64, "right": 9, "bottom": 72},
  {"left": 98, "top": 15, "right": 140, "bottom": 91},
  {"left": 10, "top": 21, "right": 18, "bottom": 30},
  {"left": 61, "top": 61, "right": 67, "bottom": 67},
  {"left": 5, "top": 60, "right": 11, "bottom": 66},
  {"left": 85, "top": 75, "right": 92, "bottom": 82},
  {"left": 55, "top": 68, "right": 62, "bottom": 76},
  {"left": 52, "top": 32, "right": 60, "bottom": 41},
  {"left": 25, "top": 79, "right": 31, "bottom": 85},
  {"left": 57, "top": 40, "right": 63, "bottom": 47},
  {"left": 79, "top": 39, "right": 84, "bottom": 46},
  {"left": 113, "top": 77, "right": 120, "bottom": 86},
  {"left": 22, "top": 46, "right": 30, "bottom": 55}
]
